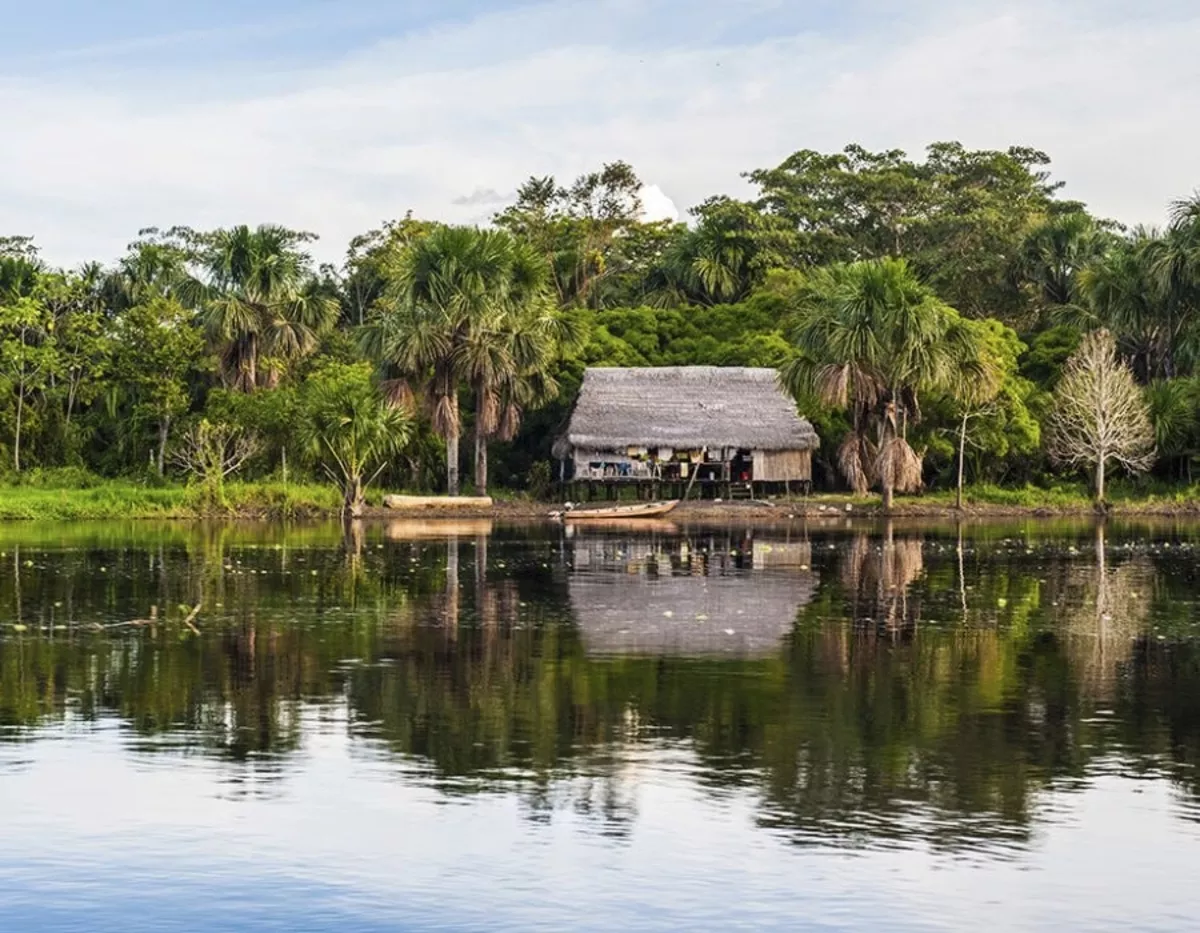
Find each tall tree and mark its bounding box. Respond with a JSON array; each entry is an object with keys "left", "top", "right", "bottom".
[
  {"left": 747, "top": 142, "right": 1079, "bottom": 322},
  {"left": 946, "top": 320, "right": 1014, "bottom": 508},
  {"left": 1013, "top": 211, "right": 1112, "bottom": 324},
  {"left": 0, "top": 255, "right": 57, "bottom": 472},
  {"left": 0, "top": 297, "right": 56, "bottom": 472},
  {"left": 363, "top": 226, "right": 557, "bottom": 495},
  {"left": 461, "top": 281, "right": 570, "bottom": 494},
  {"left": 112, "top": 297, "right": 210, "bottom": 475},
  {"left": 494, "top": 161, "right": 644, "bottom": 308},
  {"left": 181, "top": 225, "right": 337, "bottom": 391},
  {"left": 649, "top": 197, "right": 790, "bottom": 306},
  {"left": 1067, "top": 219, "right": 1200, "bottom": 384},
  {"left": 1045, "top": 329, "right": 1155, "bottom": 503},
  {"left": 780, "top": 258, "right": 984, "bottom": 508},
  {"left": 40, "top": 269, "right": 112, "bottom": 461}
]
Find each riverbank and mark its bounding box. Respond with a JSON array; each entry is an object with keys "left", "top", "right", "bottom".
[
  {"left": 2, "top": 479, "right": 1200, "bottom": 521},
  {"left": 483, "top": 493, "right": 1200, "bottom": 522},
  {"left": 0, "top": 481, "right": 345, "bottom": 520}
]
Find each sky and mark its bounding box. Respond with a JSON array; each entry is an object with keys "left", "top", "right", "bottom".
[{"left": 2, "top": 0, "right": 1199, "bottom": 266}]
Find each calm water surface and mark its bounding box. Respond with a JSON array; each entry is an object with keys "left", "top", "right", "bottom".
[{"left": 1, "top": 517, "right": 1199, "bottom": 931}]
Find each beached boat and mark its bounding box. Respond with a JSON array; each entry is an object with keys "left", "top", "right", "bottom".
[
  {"left": 552, "top": 500, "right": 680, "bottom": 521},
  {"left": 384, "top": 495, "right": 492, "bottom": 511}
]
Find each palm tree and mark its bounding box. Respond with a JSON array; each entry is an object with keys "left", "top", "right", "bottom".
[
  {"left": 463, "top": 304, "right": 571, "bottom": 495},
  {"left": 1013, "top": 212, "right": 1111, "bottom": 322},
  {"left": 362, "top": 226, "right": 560, "bottom": 496},
  {"left": 1144, "top": 378, "right": 1200, "bottom": 481},
  {"left": 107, "top": 237, "right": 190, "bottom": 310},
  {"left": 182, "top": 225, "right": 337, "bottom": 391},
  {"left": 0, "top": 254, "right": 42, "bottom": 304},
  {"left": 1140, "top": 196, "right": 1200, "bottom": 376},
  {"left": 648, "top": 197, "right": 789, "bottom": 307},
  {"left": 1075, "top": 229, "right": 1195, "bottom": 381},
  {"left": 297, "top": 362, "right": 413, "bottom": 517},
  {"left": 780, "top": 258, "right": 984, "bottom": 509},
  {"left": 460, "top": 240, "right": 573, "bottom": 494},
  {"left": 947, "top": 320, "right": 1008, "bottom": 509}
]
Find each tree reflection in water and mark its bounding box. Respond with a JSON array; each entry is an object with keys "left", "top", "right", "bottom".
[{"left": 0, "top": 520, "right": 1198, "bottom": 846}]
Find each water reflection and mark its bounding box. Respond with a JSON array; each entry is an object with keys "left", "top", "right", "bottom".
[
  {"left": 0, "top": 519, "right": 1199, "bottom": 851},
  {"left": 567, "top": 527, "right": 816, "bottom": 654}
]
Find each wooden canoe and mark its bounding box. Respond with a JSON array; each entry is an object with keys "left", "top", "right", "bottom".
[
  {"left": 384, "top": 495, "right": 492, "bottom": 511},
  {"left": 556, "top": 500, "right": 680, "bottom": 521}
]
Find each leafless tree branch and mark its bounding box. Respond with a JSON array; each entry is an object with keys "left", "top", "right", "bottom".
[{"left": 1046, "top": 329, "right": 1155, "bottom": 501}]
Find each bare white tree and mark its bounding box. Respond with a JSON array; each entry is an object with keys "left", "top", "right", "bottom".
[
  {"left": 1045, "top": 330, "right": 1155, "bottom": 503},
  {"left": 169, "top": 420, "right": 261, "bottom": 505}
]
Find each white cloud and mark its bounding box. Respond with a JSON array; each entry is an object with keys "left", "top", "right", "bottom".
[
  {"left": 2, "top": 0, "right": 1198, "bottom": 267},
  {"left": 640, "top": 185, "right": 679, "bottom": 224}
]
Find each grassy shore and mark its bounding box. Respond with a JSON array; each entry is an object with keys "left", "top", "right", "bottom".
[
  {"left": 0, "top": 480, "right": 349, "bottom": 520},
  {"left": 0, "top": 476, "right": 1199, "bottom": 522}
]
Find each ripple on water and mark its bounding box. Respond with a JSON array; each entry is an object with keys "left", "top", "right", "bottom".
[{"left": 0, "top": 521, "right": 1199, "bottom": 929}]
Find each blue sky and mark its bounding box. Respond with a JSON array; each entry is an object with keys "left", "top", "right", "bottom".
[{"left": 3, "top": 0, "right": 1199, "bottom": 265}]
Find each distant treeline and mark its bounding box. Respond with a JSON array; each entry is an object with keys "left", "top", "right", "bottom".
[{"left": 3, "top": 141, "right": 1199, "bottom": 503}]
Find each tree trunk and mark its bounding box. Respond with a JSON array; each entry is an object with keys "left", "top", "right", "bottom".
[
  {"left": 246, "top": 335, "right": 258, "bottom": 392},
  {"left": 474, "top": 424, "right": 488, "bottom": 496},
  {"left": 13, "top": 387, "right": 22, "bottom": 473},
  {"left": 344, "top": 474, "right": 365, "bottom": 517},
  {"left": 880, "top": 413, "right": 895, "bottom": 512},
  {"left": 1096, "top": 455, "right": 1106, "bottom": 505},
  {"left": 446, "top": 434, "right": 460, "bottom": 497},
  {"left": 156, "top": 415, "right": 171, "bottom": 477},
  {"left": 956, "top": 413, "right": 968, "bottom": 511}
]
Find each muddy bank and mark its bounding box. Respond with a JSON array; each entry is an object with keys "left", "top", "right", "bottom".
[{"left": 363, "top": 496, "right": 1200, "bottom": 523}]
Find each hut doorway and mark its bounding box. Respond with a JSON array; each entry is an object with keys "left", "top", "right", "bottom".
[{"left": 731, "top": 449, "right": 753, "bottom": 483}]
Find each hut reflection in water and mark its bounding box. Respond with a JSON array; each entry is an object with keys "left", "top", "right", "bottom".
[{"left": 565, "top": 527, "right": 816, "bottom": 656}]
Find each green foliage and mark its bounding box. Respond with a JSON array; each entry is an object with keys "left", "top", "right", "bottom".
[
  {"left": 181, "top": 224, "right": 338, "bottom": 391},
  {"left": 5, "top": 139, "right": 1200, "bottom": 503},
  {"left": 577, "top": 296, "right": 798, "bottom": 369},
  {"left": 779, "top": 258, "right": 986, "bottom": 499},
  {"left": 111, "top": 297, "right": 211, "bottom": 473},
  {"left": 296, "top": 362, "right": 413, "bottom": 514},
  {"left": 1019, "top": 324, "right": 1081, "bottom": 388},
  {"left": 526, "top": 460, "right": 552, "bottom": 499},
  {"left": 1145, "top": 378, "right": 1200, "bottom": 479},
  {"left": 494, "top": 161, "right": 645, "bottom": 309},
  {"left": 746, "top": 142, "right": 1073, "bottom": 321}
]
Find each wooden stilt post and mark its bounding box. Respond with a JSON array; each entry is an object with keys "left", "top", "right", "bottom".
[{"left": 683, "top": 448, "right": 705, "bottom": 502}]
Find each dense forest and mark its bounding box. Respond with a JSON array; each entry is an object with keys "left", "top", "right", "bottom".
[{"left": 3, "top": 141, "right": 1200, "bottom": 508}]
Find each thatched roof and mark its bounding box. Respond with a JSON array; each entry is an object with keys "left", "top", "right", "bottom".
[{"left": 560, "top": 366, "right": 819, "bottom": 454}]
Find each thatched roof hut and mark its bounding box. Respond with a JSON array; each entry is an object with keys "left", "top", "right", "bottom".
[{"left": 556, "top": 366, "right": 819, "bottom": 483}]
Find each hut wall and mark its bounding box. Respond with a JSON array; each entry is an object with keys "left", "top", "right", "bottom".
[
  {"left": 753, "top": 449, "right": 812, "bottom": 482},
  {"left": 572, "top": 449, "right": 654, "bottom": 481}
]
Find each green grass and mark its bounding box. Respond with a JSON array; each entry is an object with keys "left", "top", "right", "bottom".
[
  {"left": 0, "top": 480, "right": 358, "bottom": 521},
  {"left": 0, "top": 475, "right": 1198, "bottom": 521},
  {"left": 853, "top": 481, "right": 1200, "bottom": 511},
  {"left": 917, "top": 483, "right": 1095, "bottom": 508},
  {"left": 768, "top": 481, "right": 1200, "bottom": 512},
  {"left": 0, "top": 484, "right": 189, "bottom": 520}
]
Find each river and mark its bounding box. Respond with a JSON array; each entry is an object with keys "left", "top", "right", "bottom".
[{"left": 0, "top": 517, "right": 1198, "bottom": 931}]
